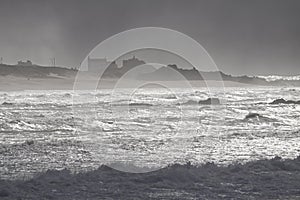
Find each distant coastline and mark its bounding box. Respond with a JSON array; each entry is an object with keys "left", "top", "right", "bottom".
[{"left": 0, "top": 60, "right": 300, "bottom": 91}]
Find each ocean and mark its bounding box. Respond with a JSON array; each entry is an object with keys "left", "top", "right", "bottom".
[{"left": 0, "top": 87, "right": 300, "bottom": 179}]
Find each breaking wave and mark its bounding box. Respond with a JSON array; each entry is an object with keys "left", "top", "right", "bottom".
[{"left": 0, "top": 156, "right": 299, "bottom": 199}]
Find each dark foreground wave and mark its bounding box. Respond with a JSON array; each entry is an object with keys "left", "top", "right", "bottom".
[{"left": 0, "top": 156, "right": 300, "bottom": 200}]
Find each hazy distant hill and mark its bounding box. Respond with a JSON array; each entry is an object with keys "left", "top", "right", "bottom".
[
  {"left": 138, "top": 64, "right": 270, "bottom": 85},
  {"left": 0, "top": 64, "right": 77, "bottom": 78},
  {"left": 100, "top": 61, "right": 270, "bottom": 85}
]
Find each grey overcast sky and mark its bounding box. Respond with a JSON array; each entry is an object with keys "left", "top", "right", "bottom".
[{"left": 0, "top": 0, "right": 299, "bottom": 75}]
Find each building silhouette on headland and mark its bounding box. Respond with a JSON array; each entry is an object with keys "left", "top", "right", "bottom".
[
  {"left": 119, "top": 56, "right": 145, "bottom": 74},
  {"left": 87, "top": 56, "right": 146, "bottom": 77},
  {"left": 17, "top": 60, "right": 33, "bottom": 67}
]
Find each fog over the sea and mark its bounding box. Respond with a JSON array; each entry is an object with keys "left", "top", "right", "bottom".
[{"left": 0, "top": 0, "right": 299, "bottom": 76}]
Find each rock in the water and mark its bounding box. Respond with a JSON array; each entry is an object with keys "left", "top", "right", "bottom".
[
  {"left": 25, "top": 140, "right": 34, "bottom": 146},
  {"left": 270, "top": 98, "right": 300, "bottom": 105},
  {"left": 198, "top": 98, "right": 220, "bottom": 105},
  {"left": 1, "top": 102, "right": 13, "bottom": 105},
  {"left": 245, "top": 113, "right": 260, "bottom": 119}
]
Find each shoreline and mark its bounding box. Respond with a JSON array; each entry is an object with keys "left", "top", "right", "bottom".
[{"left": 1, "top": 76, "right": 297, "bottom": 91}]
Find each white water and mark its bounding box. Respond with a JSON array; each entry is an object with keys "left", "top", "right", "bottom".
[
  {"left": 0, "top": 87, "right": 300, "bottom": 178},
  {"left": 258, "top": 75, "right": 300, "bottom": 82}
]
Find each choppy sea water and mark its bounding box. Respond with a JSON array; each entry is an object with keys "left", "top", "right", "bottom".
[{"left": 0, "top": 87, "right": 300, "bottom": 179}]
